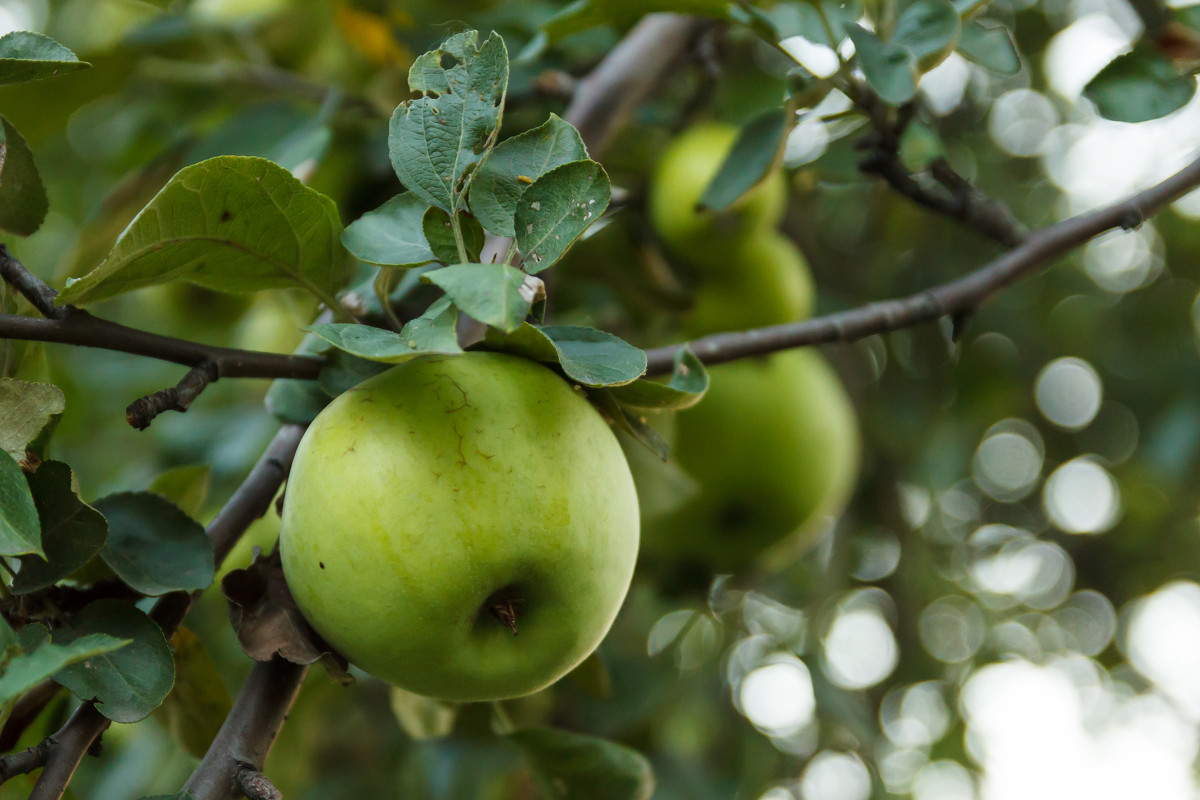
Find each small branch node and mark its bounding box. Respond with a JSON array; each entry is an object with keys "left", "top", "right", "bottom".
[
  {"left": 0, "top": 737, "right": 53, "bottom": 784},
  {"left": 235, "top": 762, "right": 283, "bottom": 800},
  {"left": 126, "top": 361, "right": 220, "bottom": 430}
]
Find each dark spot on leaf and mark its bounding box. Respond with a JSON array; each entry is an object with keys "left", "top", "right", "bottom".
[
  {"left": 319, "top": 562, "right": 325, "bottom": 569},
  {"left": 220, "top": 210, "right": 232, "bottom": 223}
]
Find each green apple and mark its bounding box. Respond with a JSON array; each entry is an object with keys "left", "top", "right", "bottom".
[
  {"left": 279, "top": 352, "right": 640, "bottom": 701},
  {"left": 648, "top": 123, "right": 787, "bottom": 265},
  {"left": 683, "top": 233, "right": 815, "bottom": 338},
  {"left": 641, "top": 350, "right": 859, "bottom": 568}
]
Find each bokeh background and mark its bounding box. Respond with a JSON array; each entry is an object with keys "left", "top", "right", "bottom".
[{"left": 3, "top": 0, "right": 1200, "bottom": 798}]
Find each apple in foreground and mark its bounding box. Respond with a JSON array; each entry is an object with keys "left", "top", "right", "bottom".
[{"left": 279, "top": 352, "right": 640, "bottom": 701}]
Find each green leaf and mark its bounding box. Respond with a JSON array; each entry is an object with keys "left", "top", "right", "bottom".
[
  {"left": 846, "top": 24, "right": 916, "bottom": 105},
  {"left": 55, "top": 156, "right": 350, "bottom": 308},
  {"left": 700, "top": 107, "right": 789, "bottom": 213},
  {"left": 147, "top": 464, "right": 210, "bottom": 519},
  {"left": 957, "top": 20, "right": 1020, "bottom": 75},
  {"left": 188, "top": 101, "right": 332, "bottom": 174},
  {"left": 0, "top": 31, "right": 90, "bottom": 85},
  {"left": 96, "top": 493, "right": 214, "bottom": 596},
  {"left": 265, "top": 333, "right": 333, "bottom": 425},
  {"left": 510, "top": 727, "right": 655, "bottom": 800},
  {"left": 0, "top": 626, "right": 128, "bottom": 707},
  {"left": 1084, "top": 45, "right": 1197, "bottom": 123},
  {"left": 399, "top": 296, "right": 462, "bottom": 354},
  {"left": 52, "top": 600, "right": 174, "bottom": 723},
  {"left": 13, "top": 461, "right": 107, "bottom": 594},
  {"left": 422, "top": 207, "right": 485, "bottom": 263},
  {"left": 317, "top": 351, "right": 391, "bottom": 398},
  {"left": 589, "top": 389, "right": 670, "bottom": 461},
  {"left": 154, "top": 627, "right": 232, "bottom": 759},
  {"left": 388, "top": 30, "right": 509, "bottom": 213},
  {"left": 469, "top": 114, "right": 588, "bottom": 237},
  {"left": 307, "top": 318, "right": 463, "bottom": 365},
  {"left": 481, "top": 324, "right": 646, "bottom": 387},
  {"left": 540, "top": 0, "right": 732, "bottom": 41},
  {"left": 341, "top": 193, "right": 438, "bottom": 268},
  {"left": 0, "top": 379, "right": 65, "bottom": 461},
  {"left": 390, "top": 686, "right": 457, "bottom": 740},
  {"left": 0, "top": 116, "right": 47, "bottom": 237},
  {"left": 608, "top": 348, "right": 709, "bottom": 410},
  {"left": 424, "top": 263, "right": 534, "bottom": 333},
  {"left": 0, "top": 451, "right": 40, "bottom": 558},
  {"left": 891, "top": 0, "right": 961, "bottom": 68},
  {"left": 515, "top": 160, "right": 610, "bottom": 273}
]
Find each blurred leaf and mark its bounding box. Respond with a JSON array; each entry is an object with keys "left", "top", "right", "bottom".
[
  {"left": 510, "top": 727, "right": 654, "bottom": 800},
  {"left": 388, "top": 30, "right": 509, "bottom": 212},
  {"left": 13, "top": 461, "right": 106, "bottom": 594},
  {"left": 891, "top": 0, "right": 960, "bottom": 68},
  {"left": 140, "top": 795, "right": 196, "bottom": 800},
  {"left": 390, "top": 686, "right": 458, "bottom": 739},
  {"left": 481, "top": 324, "right": 646, "bottom": 386},
  {"left": 700, "top": 107, "right": 789, "bottom": 213},
  {"left": 308, "top": 317, "right": 463, "bottom": 364},
  {"left": 957, "top": 20, "right": 1021, "bottom": 75},
  {"left": 0, "top": 379, "right": 64, "bottom": 461},
  {"left": 566, "top": 650, "right": 613, "bottom": 698},
  {"left": 424, "top": 263, "right": 534, "bottom": 332},
  {"left": 265, "top": 333, "right": 333, "bottom": 425},
  {"left": 188, "top": 101, "right": 332, "bottom": 173},
  {"left": 422, "top": 207, "right": 485, "bottom": 263},
  {"left": 51, "top": 600, "right": 174, "bottom": 723},
  {"left": 1084, "top": 44, "right": 1197, "bottom": 122},
  {"left": 0, "top": 31, "right": 90, "bottom": 85},
  {"left": 0, "top": 452, "right": 40, "bottom": 559},
  {"left": 541, "top": 0, "right": 731, "bottom": 41},
  {"left": 222, "top": 549, "right": 351, "bottom": 681},
  {"left": 589, "top": 389, "right": 670, "bottom": 460},
  {"left": 608, "top": 348, "right": 708, "bottom": 410},
  {"left": 469, "top": 114, "right": 588, "bottom": 237},
  {"left": 147, "top": 464, "right": 210, "bottom": 518},
  {"left": 56, "top": 156, "right": 350, "bottom": 308},
  {"left": 96, "top": 492, "right": 214, "bottom": 596},
  {"left": 514, "top": 160, "right": 610, "bottom": 273},
  {"left": 342, "top": 193, "right": 437, "bottom": 267},
  {"left": 0, "top": 624, "right": 128, "bottom": 707},
  {"left": 846, "top": 24, "right": 916, "bottom": 104},
  {"left": 0, "top": 116, "right": 47, "bottom": 236},
  {"left": 317, "top": 350, "right": 391, "bottom": 397},
  {"left": 154, "top": 627, "right": 232, "bottom": 759}
]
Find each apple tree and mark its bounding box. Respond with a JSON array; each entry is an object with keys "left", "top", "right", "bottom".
[{"left": 0, "top": 1, "right": 1199, "bottom": 799}]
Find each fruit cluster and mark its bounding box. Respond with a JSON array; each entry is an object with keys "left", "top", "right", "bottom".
[{"left": 642, "top": 124, "right": 861, "bottom": 569}]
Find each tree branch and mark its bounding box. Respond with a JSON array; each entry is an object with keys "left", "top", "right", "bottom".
[
  {"left": 126, "top": 361, "right": 220, "bottom": 430},
  {"left": 644, "top": 148, "right": 1200, "bottom": 374},
  {"left": 25, "top": 425, "right": 304, "bottom": 799},
  {"left": 0, "top": 737, "right": 52, "bottom": 783},
  {"left": 0, "top": 681, "right": 61, "bottom": 752},
  {"left": 181, "top": 658, "right": 308, "bottom": 800}
]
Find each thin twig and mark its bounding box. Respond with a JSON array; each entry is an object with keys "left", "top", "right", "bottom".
[
  {"left": 126, "top": 361, "right": 220, "bottom": 430},
  {"left": 26, "top": 425, "right": 305, "bottom": 799},
  {"left": 644, "top": 148, "right": 1200, "bottom": 374},
  {"left": 0, "top": 681, "right": 61, "bottom": 753},
  {"left": 0, "top": 737, "right": 52, "bottom": 783}
]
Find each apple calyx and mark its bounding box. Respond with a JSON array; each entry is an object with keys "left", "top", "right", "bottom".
[{"left": 486, "top": 588, "right": 523, "bottom": 636}]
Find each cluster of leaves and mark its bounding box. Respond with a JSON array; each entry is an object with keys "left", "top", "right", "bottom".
[{"left": 0, "top": 377, "right": 217, "bottom": 728}]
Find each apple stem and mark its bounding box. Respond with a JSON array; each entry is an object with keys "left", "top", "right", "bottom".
[{"left": 488, "top": 596, "right": 521, "bottom": 636}]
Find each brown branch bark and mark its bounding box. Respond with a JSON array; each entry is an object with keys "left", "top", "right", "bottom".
[
  {"left": 26, "top": 425, "right": 304, "bottom": 799},
  {"left": 126, "top": 361, "right": 221, "bottom": 430},
  {"left": 0, "top": 737, "right": 52, "bottom": 783},
  {"left": 0, "top": 681, "right": 61, "bottom": 753},
  {"left": 644, "top": 148, "right": 1200, "bottom": 374}
]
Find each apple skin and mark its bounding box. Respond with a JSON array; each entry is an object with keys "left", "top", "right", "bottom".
[
  {"left": 279, "top": 352, "right": 640, "bottom": 701},
  {"left": 641, "top": 350, "right": 859, "bottom": 568},
  {"left": 683, "top": 233, "right": 815, "bottom": 338},
  {"left": 648, "top": 124, "right": 786, "bottom": 267}
]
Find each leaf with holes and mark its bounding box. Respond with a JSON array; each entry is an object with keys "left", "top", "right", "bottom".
[
  {"left": 514, "top": 160, "right": 610, "bottom": 272},
  {"left": 700, "top": 107, "right": 790, "bottom": 212},
  {"left": 608, "top": 347, "right": 708, "bottom": 410},
  {"left": 388, "top": 31, "right": 509, "bottom": 212},
  {"left": 0, "top": 379, "right": 64, "bottom": 461},
  {"left": 51, "top": 600, "right": 175, "bottom": 723},
  {"left": 422, "top": 207, "right": 485, "bottom": 263},
  {"left": 0, "top": 31, "right": 89, "bottom": 85},
  {"left": 0, "top": 624, "right": 128, "bottom": 707},
  {"left": 424, "top": 263, "right": 534, "bottom": 332},
  {"left": 13, "top": 461, "right": 107, "bottom": 593},
  {"left": 510, "top": 727, "right": 655, "bottom": 800},
  {"left": 846, "top": 24, "right": 916, "bottom": 105},
  {"left": 469, "top": 114, "right": 588, "bottom": 236},
  {"left": 0, "top": 117, "right": 47, "bottom": 236},
  {"left": 55, "top": 156, "right": 350, "bottom": 308},
  {"left": 97, "top": 493, "right": 214, "bottom": 596},
  {"left": 1085, "top": 44, "right": 1197, "bottom": 123},
  {"left": 342, "top": 193, "right": 437, "bottom": 267}
]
